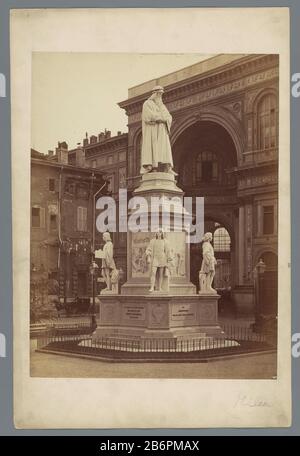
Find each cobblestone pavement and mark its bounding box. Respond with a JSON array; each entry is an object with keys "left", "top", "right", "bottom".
[{"left": 31, "top": 347, "right": 276, "bottom": 379}]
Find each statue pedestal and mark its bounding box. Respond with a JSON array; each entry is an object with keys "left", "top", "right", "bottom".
[
  {"left": 133, "top": 171, "right": 183, "bottom": 196},
  {"left": 122, "top": 172, "right": 196, "bottom": 296},
  {"left": 93, "top": 171, "right": 224, "bottom": 349},
  {"left": 92, "top": 293, "right": 223, "bottom": 343}
]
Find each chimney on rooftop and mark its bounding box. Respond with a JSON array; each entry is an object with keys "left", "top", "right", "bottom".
[
  {"left": 56, "top": 141, "right": 68, "bottom": 164},
  {"left": 83, "top": 132, "right": 89, "bottom": 147},
  {"left": 48, "top": 150, "right": 54, "bottom": 157},
  {"left": 75, "top": 145, "right": 85, "bottom": 168},
  {"left": 117, "top": 131, "right": 122, "bottom": 136},
  {"left": 99, "top": 132, "right": 105, "bottom": 142}
]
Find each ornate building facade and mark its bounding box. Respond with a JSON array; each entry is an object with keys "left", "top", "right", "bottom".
[
  {"left": 31, "top": 144, "right": 107, "bottom": 308},
  {"left": 83, "top": 53, "right": 279, "bottom": 314},
  {"left": 83, "top": 130, "right": 128, "bottom": 275}
]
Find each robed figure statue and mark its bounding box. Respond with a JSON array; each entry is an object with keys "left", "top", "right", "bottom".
[
  {"left": 140, "top": 85, "right": 174, "bottom": 174},
  {"left": 199, "top": 232, "right": 217, "bottom": 294}
]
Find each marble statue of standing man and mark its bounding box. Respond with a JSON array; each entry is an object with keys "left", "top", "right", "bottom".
[
  {"left": 199, "top": 232, "right": 217, "bottom": 294},
  {"left": 140, "top": 85, "right": 175, "bottom": 174},
  {"left": 146, "top": 230, "right": 171, "bottom": 293},
  {"left": 101, "top": 232, "right": 117, "bottom": 293}
]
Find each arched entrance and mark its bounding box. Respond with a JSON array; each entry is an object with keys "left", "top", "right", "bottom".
[{"left": 172, "top": 120, "right": 238, "bottom": 295}]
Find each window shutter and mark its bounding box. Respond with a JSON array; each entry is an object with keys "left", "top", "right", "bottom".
[
  {"left": 77, "top": 206, "right": 87, "bottom": 231},
  {"left": 212, "top": 161, "right": 218, "bottom": 179},
  {"left": 82, "top": 207, "right": 87, "bottom": 231},
  {"left": 77, "top": 206, "right": 82, "bottom": 231},
  {"left": 40, "top": 207, "right": 46, "bottom": 229}
]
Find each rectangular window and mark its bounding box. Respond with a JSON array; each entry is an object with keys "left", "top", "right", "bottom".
[
  {"left": 77, "top": 206, "right": 87, "bottom": 231},
  {"left": 50, "top": 214, "right": 57, "bottom": 230},
  {"left": 263, "top": 205, "right": 274, "bottom": 235},
  {"left": 77, "top": 272, "right": 88, "bottom": 295},
  {"left": 106, "top": 174, "right": 114, "bottom": 193},
  {"left": 212, "top": 162, "right": 218, "bottom": 179},
  {"left": 32, "top": 206, "right": 45, "bottom": 228},
  {"left": 49, "top": 178, "right": 55, "bottom": 191},
  {"left": 97, "top": 157, "right": 105, "bottom": 167},
  {"left": 92, "top": 160, "right": 96, "bottom": 168},
  {"left": 202, "top": 162, "right": 213, "bottom": 182},
  {"left": 196, "top": 161, "right": 202, "bottom": 180},
  {"left": 32, "top": 207, "right": 40, "bottom": 227},
  {"left": 119, "top": 151, "right": 126, "bottom": 162}
]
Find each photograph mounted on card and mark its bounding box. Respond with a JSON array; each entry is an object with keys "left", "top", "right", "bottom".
[{"left": 11, "top": 7, "right": 291, "bottom": 429}]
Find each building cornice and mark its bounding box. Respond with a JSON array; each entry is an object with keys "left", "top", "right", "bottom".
[
  {"left": 84, "top": 133, "right": 128, "bottom": 157},
  {"left": 119, "top": 54, "right": 278, "bottom": 117},
  {"left": 31, "top": 157, "right": 104, "bottom": 177}
]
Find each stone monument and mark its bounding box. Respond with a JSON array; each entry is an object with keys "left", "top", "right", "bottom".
[
  {"left": 92, "top": 85, "right": 223, "bottom": 347},
  {"left": 146, "top": 229, "right": 171, "bottom": 293},
  {"left": 95, "top": 232, "right": 119, "bottom": 295},
  {"left": 199, "top": 232, "right": 218, "bottom": 294},
  {"left": 140, "top": 85, "right": 174, "bottom": 175}
]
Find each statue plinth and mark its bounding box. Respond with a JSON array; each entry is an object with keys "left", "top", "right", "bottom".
[
  {"left": 133, "top": 171, "right": 183, "bottom": 196},
  {"left": 92, "top": 293, "right": 223, "bottom": 342},
  {"left": 93, "top": 171, "right": 224, "bottom": 347}
]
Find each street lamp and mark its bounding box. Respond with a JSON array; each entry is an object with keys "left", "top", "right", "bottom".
[{"left": 89, "top": 260, "right": 99, "bottom": 329}]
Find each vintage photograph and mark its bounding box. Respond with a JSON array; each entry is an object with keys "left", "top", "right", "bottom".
[
  {"left": 11, "top": 7, "right": 290, "bottom": 428},
  {"left": 29, "top": 52, "right": 279, "bottom": 379}
]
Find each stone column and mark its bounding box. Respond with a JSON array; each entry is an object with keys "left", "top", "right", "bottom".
[
  {"left": 245, "top": 202, "right": 253, "bottom": 282},
  {"left": 238, "top": 205, "right": 245, "bottom": 285},
  {"left": 257, "top": 203, "right": 263, "bottom": 236}
]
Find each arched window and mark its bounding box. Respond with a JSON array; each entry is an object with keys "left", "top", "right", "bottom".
[
  {"left": 196, "top": 150, "right": 218, "bottom": 183},
  {"left": 213, "top": 227, "right": 231, "bottom": 252},
  {"left": 258, "top": 94, "right": 277, "bottom": 150},
  {"left": 213, "top": 226, "right": 231, "bottom": 289},
  {"left": 261, "top": 252, "right": 278, "bottom": 271}
]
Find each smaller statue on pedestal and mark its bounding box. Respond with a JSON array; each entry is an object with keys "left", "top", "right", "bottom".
[
  {"left": 199, "top": 232, "right": 217, "bottom": 294},
  {"left": 99, "top": 232, "right": 118, "bottom": 294},
  {"left": 146, "top": 230, "right": 171, "bottom": 293}
]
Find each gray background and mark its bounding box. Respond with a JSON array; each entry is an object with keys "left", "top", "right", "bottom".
[{"left": 0, "top": 0, "right": 298, "bottom": 436}]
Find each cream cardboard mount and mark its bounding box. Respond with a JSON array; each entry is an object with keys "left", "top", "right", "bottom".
[{"left": 11, "top": 7, "right": 291, "bottom": 429}]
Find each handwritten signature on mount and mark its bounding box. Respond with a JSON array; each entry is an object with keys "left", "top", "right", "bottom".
[{"left": 234, "top": 394, "right": 272, "bottom": 408}]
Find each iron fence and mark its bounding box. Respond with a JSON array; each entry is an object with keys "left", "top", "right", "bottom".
[
  {"left": 31, "top": 318, "right": 94, "bottom": 338},
  {"left": 35, "top": 323, "right": 276, "bottom": 356}
]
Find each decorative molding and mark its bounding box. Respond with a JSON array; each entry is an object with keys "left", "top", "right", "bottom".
[
  {"left": 151, "top": 303, "right": 167, "bottom": 325},
  {"left": 244, "top": 88, "right": 261, "bottom": 113},
  {"left": 84, "top": 136, "right": 128, "bottom": 158},
  {"left": 223, "top": 101, "right": 243, "bottom": 120},
  {"left": 238, "top": 173, "right": 278, "bottom": 190},
  {"left": 125, "top": 66, "right": 279, "bottom": 123},
  {"left": 204, "top": 195, "right": 237, "bottom": 205}
]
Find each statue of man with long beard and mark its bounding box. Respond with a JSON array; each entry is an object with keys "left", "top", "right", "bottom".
[{"left": 140, "top": 85, "right": 175, "bottom": 174}]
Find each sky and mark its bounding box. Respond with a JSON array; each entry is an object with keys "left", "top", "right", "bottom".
[{"left": 31, "top": 53, "right": 211, "bottom": 153}]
